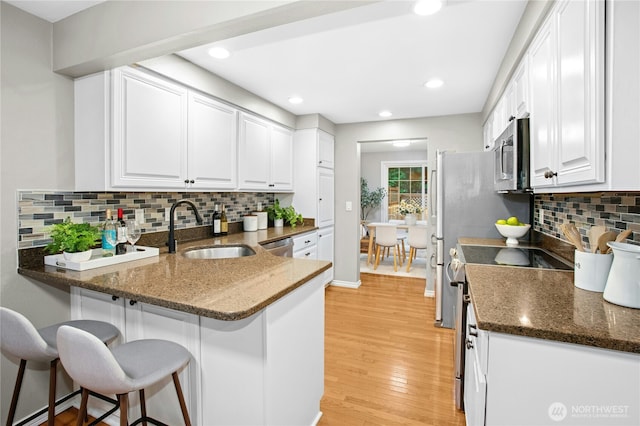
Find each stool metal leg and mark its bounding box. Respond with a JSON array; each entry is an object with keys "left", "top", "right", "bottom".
[
  {"left": 6, "top": 359, "right": 26, "bottom": 426},
  {"left": 172, "top": 372, "right": 191, "bottom": 426}
]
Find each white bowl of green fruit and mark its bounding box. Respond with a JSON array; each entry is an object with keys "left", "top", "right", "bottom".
[{"left": 495, "top": 216, "right": 531, "bottom": 246}]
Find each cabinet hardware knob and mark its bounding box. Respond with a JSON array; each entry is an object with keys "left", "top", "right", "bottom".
[
  {"left": 319, "top": 161, "right": 323, "bottom": 164},
  {"left": 466, "top": 339, "right": 474, "bottom": 349},
  {"left": 319, "top": 198, "right": 323, "bottom": 201},
  {"left": 129, "top": 300, "right": 137, "bottom": 306},
  {"left": 469, "top": 324, "right": 478, "bottom": 337},
  {"left": 184, "top": 179, "right": 189, "bottom": 184},
  {"left": 112, "top": 295, "right": 119, "bottom": 301},
  {"left": 508, "top": 115, "right": 516, "bottom": 122},
  {"left": 305, "top": 252, "right": 311, "bottom": 256},
  {"left": 305, "top": 240, "right": 311, "bottom": 244},
  {"left": 544, "top": 170, "right": 558, "bottom": 179},
  {"left": 190, "top": 180, "right": 195, "bottom": 184},
  {"left": 268, "top": 184, "right": 275, "bottom": 187}
]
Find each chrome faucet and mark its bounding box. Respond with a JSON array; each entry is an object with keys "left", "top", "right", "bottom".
[{"left": 167, "top": 199, "right": 203, "bottom": 253}]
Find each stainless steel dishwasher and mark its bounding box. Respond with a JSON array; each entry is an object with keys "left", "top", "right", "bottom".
[{"left": 260, "top": 238, "right": 293, "bottom": 257}]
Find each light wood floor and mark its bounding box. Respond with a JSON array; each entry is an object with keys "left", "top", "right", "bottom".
[
  {"left": 46, "top": 273, "right": 465, "bottom": 425},
  {"left": 318, "top": 273, "right": 466, "bottom": 426}
]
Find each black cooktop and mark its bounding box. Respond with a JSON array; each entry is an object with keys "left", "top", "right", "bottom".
[{"left": 459, "top": 245, "right": 573, "bottom": 270}]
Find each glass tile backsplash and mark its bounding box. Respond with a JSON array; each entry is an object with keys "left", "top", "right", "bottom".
[
  {"left": 534, "top": 192, "right": 640, "bottom": 247},
  {"left": 18, "top": 191, "right": 274, "bottom": 249}
]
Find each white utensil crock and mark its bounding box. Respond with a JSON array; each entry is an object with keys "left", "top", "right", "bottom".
[
  {"left": 574, "top": 250, "right": 613, "bottom": 292},
  {"left": 254, "top": 211, "right": 268, "bottom": 229},
  {"left": 243, "top": 215, "right": 258, "bottom": 232},
  {"left": 603, "top": 242, "right": 640, "bottom": 309}
]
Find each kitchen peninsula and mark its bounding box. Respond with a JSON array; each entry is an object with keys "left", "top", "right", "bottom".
[{"left": 19, "top": 226, "right": 331, "bottom": 426}]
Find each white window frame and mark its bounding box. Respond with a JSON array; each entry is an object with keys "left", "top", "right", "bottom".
[{"left": 380, "top": 160, "right": 428, "bottom": 222}]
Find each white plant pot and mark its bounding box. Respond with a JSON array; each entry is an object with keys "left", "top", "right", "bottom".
[
  {"left": 404, "top": 214, "right": 417, "bottom": 226},
  {"left": 274, "top": 218, "right": 284, "bottom": 228},
  {"left": 63, "top": 250, "right": 92, "bottom": 262}
]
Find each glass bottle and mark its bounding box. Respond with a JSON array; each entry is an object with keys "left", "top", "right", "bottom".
[
  {"left": 212, "top": 204, "right": 221, "bottom": 237},
  {"left": 102, "top": 209, "right": 117, "bottom": 257},
  {"left": 220, "top": 205, "right": 228, "bottom": 236},
  {"left": 116, "top": 208, "right": 127, "bottom": 255}
]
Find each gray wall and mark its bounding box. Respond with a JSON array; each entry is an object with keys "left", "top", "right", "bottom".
[
  {"left": 1, "top": 3, "right": 76, "bottom": 422},
  {"left": 334, "top": 113, "right": 483, "bottom": 286},
  {"left": 360, "top": 150, "right": 428, "bottom": 223}
]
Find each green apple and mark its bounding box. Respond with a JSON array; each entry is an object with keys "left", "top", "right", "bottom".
[
  {"left": 496, "top": 219, "right": 507, "bottom": 225},
  {"left": 506, "top": 216, "right": 520, "bottom": 226}
]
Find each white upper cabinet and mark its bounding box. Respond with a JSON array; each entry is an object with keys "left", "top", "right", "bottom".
[
  {"left": 529, "top": 0, "right": 605, "bottom": 190},
  {"left": 513, "top": 58, "right": 530, "bottom": 119},
  {"left": 238, "top": 112, "right": 293, "bottom": 192},
  {"left": 187, "top": 92, "right": 238, "bottom": 190},
  {"left": 112, "top": 67, "right": 189, "bottom": 189},
  {"left": 318, "top": 130, "right": 335, "bottom": 169}
]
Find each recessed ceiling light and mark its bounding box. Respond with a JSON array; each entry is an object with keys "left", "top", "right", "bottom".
[
  {"left": 393, "top": 140, "right": 411, "bottom": 148},
  {"left": 207, "top": 47, "right": 230, "bottom": 59},
  {"left": 424, "top": 79, "right": 444, "bottom": 89},
  {"left": 379, "top": 110, "right": 393, "bottom": 118},
  {"left": 288, "top": 96, "right": 304, "bottom": 104},
  {"left": 413, "top": 0, "right": 443, "bottom": 16}
]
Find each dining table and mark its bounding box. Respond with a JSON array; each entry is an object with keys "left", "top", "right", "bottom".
[{"left": 364, "top": 222, "right": 427, "bottom": 266}]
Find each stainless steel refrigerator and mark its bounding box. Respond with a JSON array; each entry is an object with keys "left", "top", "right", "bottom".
[{"left": 427, "top": 150, "right": 531, "bottom": 329}]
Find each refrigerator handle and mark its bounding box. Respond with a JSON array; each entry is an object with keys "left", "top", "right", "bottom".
[
  {"left": 430, "top": 253, "right": 437, "bottom": 269},
  {"left": 428, "top": 169, "right": 437, "bottom": 219}
]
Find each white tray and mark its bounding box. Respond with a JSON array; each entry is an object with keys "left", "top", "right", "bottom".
[{"left": 44, "top": 246, "right": 159, "bottom": 271}]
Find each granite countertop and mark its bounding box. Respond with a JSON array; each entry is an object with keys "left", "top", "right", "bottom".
[
  {"left": 18, "top": 226, "right": 331, "bottom": 321},
  {"left": 460, "top": 238, "right": 640, "bottom": 353}
]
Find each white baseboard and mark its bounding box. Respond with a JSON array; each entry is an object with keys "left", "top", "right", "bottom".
[
  {"left": 330, "top": 279, "right": 361, "bottom": 289},
  {"left": 424, "top": 289, "right": 435, "bottom": 297},
  {"left": 16, "top": 396, "right": 78, "bottom": 426}
]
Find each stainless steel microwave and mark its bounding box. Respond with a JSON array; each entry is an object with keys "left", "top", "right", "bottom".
[{"left": 493, "top": 118, "right": 531, "bottom": 193}]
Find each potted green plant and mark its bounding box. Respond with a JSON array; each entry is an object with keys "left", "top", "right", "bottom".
[
  {"left": 361, "top": 178, "right": 387, "bottom": 221},
  {"left": 265, "top": 200, "right": 304, "bottom": 228},
  {"left": 45, "top": 217, "right": 102, "bottom": 261}
]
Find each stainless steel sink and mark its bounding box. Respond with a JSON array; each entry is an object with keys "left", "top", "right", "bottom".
[{"left": 182, "top": 245, "right": 256, "bottom": 259}]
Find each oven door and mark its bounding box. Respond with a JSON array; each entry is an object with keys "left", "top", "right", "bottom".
[{"left": 493, "top": 123, "right": 516, "bottom": 192}]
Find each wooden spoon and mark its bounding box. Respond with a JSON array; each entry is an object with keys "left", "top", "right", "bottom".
[
  {"left": 588, "top": 225, "right": 606, "bottom": 253},
  {"left": 597, "top": 231, "right": 618, "bottom": 254},
  {"left": 604, "top": 229, "right": 633, "bottom": 254},
  {"left": 560, "top": 223, "right": 585, "bottom": 252}
]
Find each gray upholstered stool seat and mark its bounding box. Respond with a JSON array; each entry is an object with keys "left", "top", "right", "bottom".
[
  {"left": 57, "top": 325, "right": 192, "bottom": 426},
  {"left": 0, "top": 307, "right": 119, "bottom": 426}
]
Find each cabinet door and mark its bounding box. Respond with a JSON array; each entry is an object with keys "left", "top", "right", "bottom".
[
  {"left": 529, "top": 18, "right": 557, "bottom": 188},
  {"left": 269, "top": 124, "right": 294, "bottom": 191},
  {"left": 188, "top": 92, "right": 237, "bottom": 190},
  {"left": 238, "top": 113, "right": 270, "bottom": 190},
  {"left": 318, "top": 169, "right": 334, "bottom": 227},
  {"left": 513, "top": 58, "right": 530, "bottom": 118},
  {"left": 317, "top": 227, "right": 334, "bottom": 262},
  {"left": 71, "top": 287, "right": 125, "bottom": 343},
  {"left": 318, "top": 130, "right": 335, "bottom": 169},
  {"left": 125, "top": 301, "right": 200, "bottom": 426},
  {"left": 555, "top": 0, "right": 604, "bottom": 185},
  {"left": 112, "top": 67, "right": 188, "bottom": 188},
  {"left": 483, "top": 119, "right": 494, "bottom": 151}
]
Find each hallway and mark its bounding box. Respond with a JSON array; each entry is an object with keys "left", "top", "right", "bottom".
[{"left": 319, "top": 274, "right": 465, "bottom": 425}]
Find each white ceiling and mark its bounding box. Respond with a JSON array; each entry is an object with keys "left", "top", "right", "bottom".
[
  {"left": 5, "top": 0, "right": 106, "bottom": 23},
  {"left": 8, "top": 0, "right": 527, "bottom": 125}
]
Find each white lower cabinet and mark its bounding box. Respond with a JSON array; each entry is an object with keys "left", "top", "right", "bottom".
[
  {"left": 464, "top": 305, "right": 640, "bottom": 426},
  {"left": 71, "top": 271, "right": 326, "bottom": 426},
  {"left": 317, "top": 226, "right": 334, "bottom": 284},
  {"left": 293, "top": 230, "right": 318, "bottom": 260}
]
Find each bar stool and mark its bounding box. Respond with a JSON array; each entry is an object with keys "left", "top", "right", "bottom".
[
  {"left": 56, "top": 325, "right": 192, "bottom": 426},
  {"left": 406, "top": 226, "right": 429, "bottom": 272},
  {"left": 374, "top": 225, "right": 403, "bottom": 272},
  {"left": 0, "top": 307, "right": 120, "bottom": 426}
]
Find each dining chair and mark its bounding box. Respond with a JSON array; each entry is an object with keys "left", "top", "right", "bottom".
[
  {"left": 406, "top": 226, "right": 429, "bottom": 272},
  {"left": 374, "top": 225, "right": 403, "bottom": 272}
]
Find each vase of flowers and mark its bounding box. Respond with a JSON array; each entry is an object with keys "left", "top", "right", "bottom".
[{"left": 398, "top": 199, "right": 423, "bottom": 225}]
